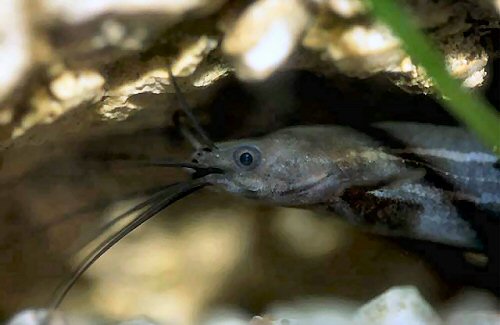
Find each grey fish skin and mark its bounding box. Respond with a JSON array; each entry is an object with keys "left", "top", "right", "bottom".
[{"left": 193, "top": 122, "right": 499, "bottom": 250}]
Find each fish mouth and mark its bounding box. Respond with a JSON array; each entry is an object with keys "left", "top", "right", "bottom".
[{"left": 191, "top": 166, "right": 224, "bottom": 179}]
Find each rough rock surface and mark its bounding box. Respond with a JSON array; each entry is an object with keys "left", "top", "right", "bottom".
[{"left": 0, "top": 0, "right": 497, "bottom": 147}]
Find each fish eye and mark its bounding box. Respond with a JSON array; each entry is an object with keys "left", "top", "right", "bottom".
[
  {"left": 233, "top": 146, "right": 261, "bottom": 170},
  {"left": 239, "top": 152, "right": 253, "bottom": 166}
]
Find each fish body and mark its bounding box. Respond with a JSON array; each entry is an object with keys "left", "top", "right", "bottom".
[
  {"left": 13, "top": 68, "right": 498, "bottom": 317},
  {"left": 196, "top": 123, "right": 500, "bottom": 250},
  {"left": 32, "top": 121, "right": 500, "bottom": 311}
]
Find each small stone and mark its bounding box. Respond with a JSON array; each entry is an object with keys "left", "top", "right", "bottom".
[
  {"left": 0, "top": 0, "right": 31, "bottom": 102},
  {"left": 223, "top": 0, "right": 311, "bottom": 80},
  {"left": 249, "top": 316, "right": 297, "bottom": 325},
  {"left": 6, "top": 310, "right": 66, "bottom": 325},
  {"left": 42, "top": 0, "right": 227, "bottom": 25},
  {"left": 250, "top": 316, "right": 273, "bottom": 325},
  {"left": 353, "top": 286, "right": 442, "bottom": 325},
  {"left": 50, "top": 70, "right": 105, "bottom": 102},
  {"left": 326, "top": 0, "right": 366, "bottom": 18},
  {"left": 442, "top": 289, "right": 500, "bottom": 325}
]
